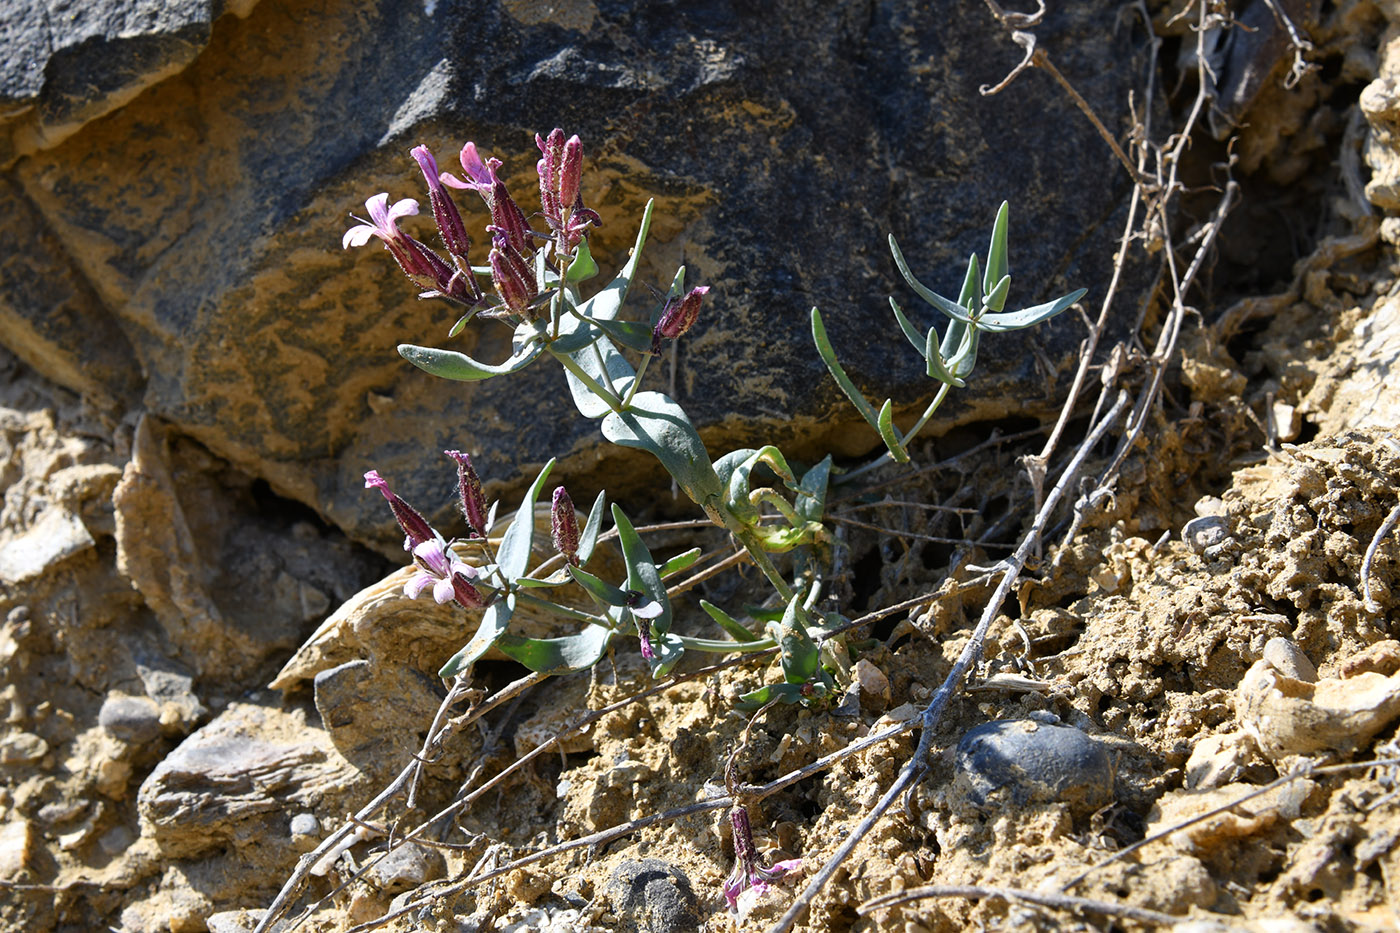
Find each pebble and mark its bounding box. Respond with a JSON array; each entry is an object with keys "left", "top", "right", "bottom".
[
  {"left": 954, "top": 718, "right": 1114, "bottom": 816},
  {"left": 99, "top": 694, "right": 163, "bottom": 744},
  {"left": 1182, "top": 515, "right": 1230, "bottom": 555},
  {"left": 603, "top": 858, "right": 700, "bottom": 933},
  {"left": 0, "top": 507, "right": 95, "bottom": 585},
  {"left": 0, "top": 819, "right": 36, "bottom": 879},
  {"left": 0, "top": 731, "right": 50, "bottom": 765},
  {"left": 363, "top": 841, "right": 444, "bottom": 894}
]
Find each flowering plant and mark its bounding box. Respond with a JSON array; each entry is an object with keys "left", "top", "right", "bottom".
[{"left": 345, "top": 130, "right": 837, "bottom": 700}]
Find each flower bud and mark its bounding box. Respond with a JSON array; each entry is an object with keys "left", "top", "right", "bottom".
[
  {"left": 651, "top": 286, "right": 710, "bottom": 354},
  {"left": 550, "top": 486, "right": 580, "bottom": 566},
  {"left": 489, "top": 235, "right": 537, "bottom": 315},
  {"left": 411, "top": 145, "right": 472, "bottom": 265},
  {"left": 445, "top": 450, "right": 488, "bottom": 538},
  {"left": 364, "top": 470, "right": 435, "bottom": 551}
]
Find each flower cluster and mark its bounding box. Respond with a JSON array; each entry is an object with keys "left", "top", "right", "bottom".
[
  {"left": 344, "top": 130, "right": 603, "bottom": 320},
  {"left": 364, "top": 457, "right": 487, "bottom": 610}
]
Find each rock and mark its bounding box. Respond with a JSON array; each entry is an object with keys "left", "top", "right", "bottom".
[
  {"left": 362, "top": 841, "right": 445, "bottom": 895},
  {"left": 1338, "top": 639, "right": 1400, "bottom": 677},
  {"left": 1183, "top": 515, "right": 1230, "bottom": 555},
  {"left": 0, "top": 819, "right": 36, "bottom": 879},
  {"left": 1146, "top": 781, "right": 1311, "bottom": 855},
  {"left": 206, "top": 910, "right": 271, "bottom": 933},
  {"left": 0, "top": 506, "right": 95, "bottom": 585},
  {"left": 1261, "top": 637, "right": 1318, "bottom": 683},
  {"left": 953, "top": 718, "right": 1114, "bottom": 817},
  {"left": 1184, "top": 731, "right": 1262, "bottom": 789},
  {"left": 99, "top": 694, "right": 163, "bottom": 745},
  {"left": 603, "top": 858, "right": 701, "bottom": 933},
  {"left": 0, "top": 731, "right": 50, "bottom": 765},
  {"left": 1237, "top": 654, "right": 1400, "bottom": 762},
  {"left": 850, "top": 658, "right": 891, "bottom": 713},
  {"left": 312, "top": 659, "right": 444, "bottom": 782},
  {"left": 0, "top": 0, "right": 1150, "bottom": 552},
  {"left": 136, "top": 699, "right": 366, "bottom": 859}
]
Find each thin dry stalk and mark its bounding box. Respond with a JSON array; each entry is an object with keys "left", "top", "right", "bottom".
[
  {"left": 1361, "top": 499, "right": 1400, "bottom": 613},
  {"left": 860, "top": 883, "right": 1181, "bottom": 926}
]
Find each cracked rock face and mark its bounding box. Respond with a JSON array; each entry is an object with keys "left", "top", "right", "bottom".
[{"left": 0, "top": 0, "right": 1150, "bottom": 553}]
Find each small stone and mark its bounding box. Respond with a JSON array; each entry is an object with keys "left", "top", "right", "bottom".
[
  {"left": 99, "top": 694, "right": 164, "bottom": 744},
  {"left": 206, "top": 910, "right": 269, "bottom": 933},
  {"left": 954, "top": 718, "right": 1114, "bottom": 817},
  {"left": 0, "top": 819, "right": 36, "bottom": 879},
  {"left": 1237, "top": 659, "right": 1400, "bottom": 761},
  {"left": 1261, "top": 637, "right": 1318, "bottom": 683},
  {"left": 289, "top": 813, "right": 320, "bottom": 837},
  {"left": 603, "top": 858, "right": 701, "bottom": 933},
  {"left": 0, "top": 731, "right": 50, "bottom": 765},
  {"left": 1338, "top": 640, "right": 1400, "bottom": 678},
  {"left": 1184, "top": 732, "right": 1259, "bottom": 789},
  {"left": 851, "top": 658, "right": 891, "bottom": 712},
  {"left": 364, "top": 841, "right": 444, "bottom": 894},
  {"left": 98, "top": 823, "right": 135, "bottom": 856},
  {"left": 1182, "top": 515, "right": 1229, "bottom": 554},
  {"left": 0, "top": 507, "right": 95, "bottom": 585}
]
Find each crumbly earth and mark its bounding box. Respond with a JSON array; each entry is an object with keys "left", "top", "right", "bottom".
[{"left": 4, "top": 13, "right": 1400, "bottom": 933}]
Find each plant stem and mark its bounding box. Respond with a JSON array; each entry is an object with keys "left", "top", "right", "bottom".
[
  {"left": 512, "top": 591, "right": 612, "bottom": 627},
  {"left": 622, "top": 353, "right": 651, "bottom": 408},
  {"left": 678, "top": 635, "right": 777, "bottom": 653},
  {"left": 551, "top": 350, "right": 625, "bottom": 414}
]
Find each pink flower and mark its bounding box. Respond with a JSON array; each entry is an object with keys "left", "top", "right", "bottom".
[
  {"left": 723, "top": 805, "right": 802, "bottom": 915},
  {"left": 405, "top": 537, "right": 485, "bottom": 609}
]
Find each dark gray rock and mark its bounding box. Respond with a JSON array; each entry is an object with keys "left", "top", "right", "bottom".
[
  {"left": 954, "top": 717, "right": 1114, "bottom": 817},
  {"left": 136, "top": 699, "right": 366, "bottom": 859},
  {"left": 604, "top": 857, "right": 700, "bottom": 933},
  {"left": 98, "top": 693, "right": 163, "bottom": 744},
  {"left": 313, "top": 659, "right": 445, "bottom": 783},
  {"left": 0, "top": 0, "right": 1153, "bottom": 553}
]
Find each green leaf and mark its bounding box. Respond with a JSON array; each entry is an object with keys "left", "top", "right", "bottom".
[
  {"left": 772, "top": 596, "right": 820, "bottom": 685},
  {"left": 735, "top": 682, "right": 811, "bottom": 710},
  {"left": 568, "top": 565, "right": 628, "bottom": 606},
  {"left": 983, "top": 201, "right": 1009, "bottom": 296},
  {"left": 439, "top": 595, "right": 514, "bottom": 677},
  {"left": 700, "top": 599, "right": 762, "bottom": 643},
  {"left": 983, "top": 274, "right": 1011, "bottom": 314},
  {"left": 957, "top": 254, "right": 980, "bottom": 309},
  {"left": 576, "top": 200, "right": 653, "bottom": 322},
  {"left": 496, "top": 626, "right": 613, "bottom": 674},
  {"left": 658, "top": 547, "right": 702, "bottom": 578},
  {"left": 612, "top": 505, "right": 671, "bottom": 635},
  {"left": 724, "top": 446, "right": 799, "bottom": 519},
  {"left": 647, "top": 631, "right": 685, "bottom": 677},
  {"left": 795, "top": 455, "right": 833, "bottom": 524},
  {"left": 587, "top": 317, "right": 656, "bottom": 354},
  {"left": 602, "top": 392, "right": 724, "bottom": 509},
  {"left": 888, "top": 297, "right": 929, "bottom": 356},
  {"left": 398, "top": 337, "right": 544, "bottom": 382},
  {"left": 811, "top": 307, "right": 881, "bottom": 431},
  {"left": 514, "top": 575, "right": 566, "bottom": 588},
  {"left": 890, "top": 235, "right": 971, "bottom": 323},
  {"left": 876, "top": 399, "right": 909, "bottom": 463},
  {"left": 566, "top": 238, "right": 599, "bottom": 283},
  {"left": 576, "top": 491, "right": 607, "bottom": 566},
  {"left": 498, "top": 460, "right": 554, "bottom": 582},
  {"left": 547, "top": 321, "right": 603, "bottom": 355},
  {"left": 974, "top": 288, "right": 1088, "bottom": 332},
  {"left": 925, "top": 322, "right": 967, "bottom": 388},
  {"left": 948, "top": 324, "right": 981, "bottom": 380}
]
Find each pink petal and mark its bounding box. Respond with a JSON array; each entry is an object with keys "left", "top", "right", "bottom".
[
  {"left": 632, "top": 599, "right": 663, "bottom": 619},
  {"left": 343, "top": 224, "right": 378, "bottom": 249},
  {"left": 404, "top": 572, "right": 434, "bottom": 599},
  {"left": 432, "top": 577, "right": 456, "bottom": 604}
]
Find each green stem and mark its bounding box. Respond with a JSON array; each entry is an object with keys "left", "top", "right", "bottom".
[
  {"left": 591, "top": 341, "right": 621, "bottom": 399},
  {"left": 552, "top": 350, "right": 625, "bottom": 415},
  {"left": 900, "top": 380, "right": 952, "bottom": 447},
  {"left": 622, "top": 353, "right": 651, "bottom": 409},
  {"left": 678, "top": 635, "right": 777, "bottom": 653}
]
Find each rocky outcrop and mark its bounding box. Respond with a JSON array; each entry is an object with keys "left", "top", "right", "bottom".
[{"left": 0, "top": 0, "right": 1153, "bottom": 553}]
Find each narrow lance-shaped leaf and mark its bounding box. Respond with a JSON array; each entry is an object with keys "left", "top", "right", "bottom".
[
  {"left": 795, "top": 455, "right": 833, "bottom": 524},
  {"left": 601, "top": 391, "right": 724, "bottom": 509},
  {"left": 568, "top": 564, "right": 629, "bottom": 606},
  {"left": 888, "top": 297, "right": 930, "bottom": 356},
  {"left": 440, "top": 595, "right": 514, "bottom": 678},
  {"left": 876, "top": 399, "right": 909, "bottom": 463},
  {"left": 612, "top": 504, "right": 671, "bottom": 635},
  {"left": 983, "top": 200, "right": 1009, "bottom": 297},
  {"left": 811, "top": 307, "right": 881, "bottom": 431},
  {"left": 398, "top": 337, "right": 544, "bottom": 382},
  {"left": 699, "top": 599, "right": 763, "bottom": 643},
  {"left": 498, "top": 460, "right": 555, "bottom": 582},
  {"left": 889, "top": 235, "right": 971, "bottom": 322},
  {"left": 576, "top": 490, "right": 607, "bottom": 566},
  {"left": 496, "top": 626, "right": 613, "bottom": 674},
  {"left": 657, "top": 547, "right": 702, "bottom": 578},
  {"left": 972, "top": 288, "right": 1088, "bottom": 332}
]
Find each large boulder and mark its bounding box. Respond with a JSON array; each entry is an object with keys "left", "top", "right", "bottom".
[{"left": 0, "top": 0, "right": 1150, "bottom": 553}]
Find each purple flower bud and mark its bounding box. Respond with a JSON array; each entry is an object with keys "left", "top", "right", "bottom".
[
  {"left": 489, "top": 235, "right": 537, "bottom": 316},
  {"left": 364, "top": 470, "right": 436, "bottom": 552},
  {"left": 723, "top": 803, "right": 802, "bottom": 915},
  {"left": 550, "top": 486, "right": 580, "bottom": 566},
  {"left": 650, "top": 286, "right": 710, "bottom": 354},
  {"left": 625, "top": 590, "right": 662, "bottom": 660},
  {"left": 411, "top": 145, "right": 472, "bottom": 264},
  {"left": 487, "top": 179, "right": 533, "bottom": 257},
  {"left": 559, "top": 135, "right": 583, "bottom": 209},
  {"left": 445, "top": 450, "right": 488, "bottom": 538},
  {"left": 536, "top": 129, "right": 566, "bottom": 226}
]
